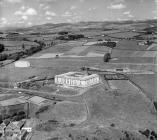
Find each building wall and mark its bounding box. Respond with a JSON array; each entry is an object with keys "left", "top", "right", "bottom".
[
  {"left": 55, "top": 74, "right": 100, "bottom": 87},
  {"left": 0, "top": 103, "right": 28, "bottom": 118}
]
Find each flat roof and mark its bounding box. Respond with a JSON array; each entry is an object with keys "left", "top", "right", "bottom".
[
  {"left": 0, "top": 98, "right": 27, "bottom": 106},
  {"left": 28, "top": 96, "right": 48, "bottom": 105}
]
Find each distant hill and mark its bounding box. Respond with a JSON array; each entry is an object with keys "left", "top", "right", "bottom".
[{"left": 1, "top": 19, "right": 157, "bottom": 34}]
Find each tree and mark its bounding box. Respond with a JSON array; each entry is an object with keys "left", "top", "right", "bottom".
[
  {"left": 0, "top": 44, "right": 4, "bottom": 53},
  {"left": 106, "top": 41, "right": 116, "bottom": 48},
  {"left": 103, "top": 53, "right": 111, "bottom": 62},
  {"left": 22, "top": 43, "right": 25, "bottom": 50},
  {"left": 0, "top": 115, "right": 2, "bottom": 124}
]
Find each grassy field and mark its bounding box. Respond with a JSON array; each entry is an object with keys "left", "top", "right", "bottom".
[
  {"left": 131, "top": 74, "right": 157, "bottom": 101},
  {"left": 27, "top": 41, "right": 84, "bottom": 58},
  {"left": 110, "top": 57, "right": 154, "bottom": 64},
  {"left": 108, "top": 80, "right": 139, "bottom": 94},
  {"left": 0, "top": 40, "right": 38, "bottom": 46},
  {"left": 108, "top": 32, "right": 139, "bottom": 38},
  {"left": 53, "top": 101, "right": 87, "bottom": 124},
  {"left": 83, "top": 85, "right": 157, "bottom": 130},
  {"left": 115, "top": 40, "right": 148, "bottom": 50}
]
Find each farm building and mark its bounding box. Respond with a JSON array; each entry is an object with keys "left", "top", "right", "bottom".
[
  {"left": 28, "top": 96, "right": 51, "bottom": 106},
  {"left": 14, "top": 61, "right": 30, "bottom": 68},
  {"left": 27, "top": 96, "right": 52, "bottom": 117},
  {"left": 55, "top": 72, "right": 100, "bottom": 88},
  {"left": 0, "top": 98, "right": 28, "bottom": 119}
]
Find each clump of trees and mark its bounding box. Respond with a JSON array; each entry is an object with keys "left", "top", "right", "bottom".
[
  {"left": 106, "top": 41, "right": 116, "bottom": 48},
  {"left": 97, "top": 41, "right": 116, "bottom": 48},
  {"left": 103, "top": 53, "right": 111, "bottom": 62},
  {"left": 58, "top": 31, "right": 69, "bottom": 35},
  {"left": 56, "top": 34, "right": 85, "bottom": 40},
  {"left": 139, "top": 129, "right": 157, "bottom": 139},
  {"left": 0, "top": 44, "right": 43, "bottom": 61}
]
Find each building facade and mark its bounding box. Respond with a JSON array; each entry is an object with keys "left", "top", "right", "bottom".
[{"left": 55, "top": 72, "right": 100, "bottom": 88}]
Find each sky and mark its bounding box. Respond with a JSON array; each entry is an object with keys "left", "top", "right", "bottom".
[{"left": 0, "top": 0, "right": 157, "bottom": 27}]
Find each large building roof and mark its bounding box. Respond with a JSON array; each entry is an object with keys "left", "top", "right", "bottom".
[
  {"left": 0, "top": 98, "right": 27, "bottom": 106},
  {"left": 55, "top": 72, "right": 99, "bottom": 80}
]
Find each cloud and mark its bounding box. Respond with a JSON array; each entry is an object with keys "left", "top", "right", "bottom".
[
  {"left": 1, "top": 18, "right": 7, "bottom": 24},
  {"left": 107, "top": 3, "right": 126, "bottom": 9},
  {"left": 66, "top": 19, "right": 72, "bottom": 22},
  {"left": 39, "top": 3, "right": 44, "bottom": 7},
  {"left": 123, "top": 11, "right": 130, "bottom": 15},
  {"left": 80, "top": 0, "right": 84, "bottom": 2},
  {"left": 6, "top": 0, "right": 22, "bottom": 3},
  {"left": 70, "top": 6, "right": 77, "bottom": 10},
  {"left": 27, "top": 22, "right": 32, "bottom": 26},
  {"left": 43, "top": 6, "right": 50, "bottom": 10},
  {"left": 62, "top": 11, "right": 72, "bottom": 17},
  {"left": 88, "top": 7, "right": 97, "bottom": 11},
  {"left": 123, "top": 10, "right": 133, "bottom": 18},
  {"left": 45, "top": 11, "right": 56, "bottom": 16},
  {"left": 0, "top": 18, "right": 9, "bottom": 27},
  {"left": 117, "top": 18, "right": 128, "bottom": 21},
  {"left": 15, "top": 8, "right": 37, "bottom": 16},
  {"left": 128, "top": 14, "right": 134, "bottom": 18},
  {"left": 46, "top": 17, "right": 52, "bottom": 20},
  {"left": 20, "top": 6, "right": 26, "bottom": 10},
  {"left": 113, "top": 0, "right": 125, "bottom": 3},
  {"left": 22, "top": 15, "right": 28, "bottom": 20}
]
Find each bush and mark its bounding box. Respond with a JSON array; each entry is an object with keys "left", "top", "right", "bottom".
[
  {"left": 0, "top": 54, "right": 8, "bottom": 61},
  {"left": 0, "top": 44, "right": 4, "bottom": 53},
  {"left": 35, "top": 105, "right": 49, "bottom": 115},
  {"left": 56, "top": 34, "right": 84, "bottom": 40},
  {"left": 7, "top": 53, "right": 20, "bottom": 61}
]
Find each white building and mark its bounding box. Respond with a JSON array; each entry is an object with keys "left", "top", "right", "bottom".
[
  {"left": 14, "top": 61, "right": 30, "bottom": 68},
  {"left": 55, "top": 72, "right": 100, "bottom": 88}
]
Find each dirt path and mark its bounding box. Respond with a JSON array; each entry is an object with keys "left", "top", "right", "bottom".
[{"left": 147, "top": 43, "right": 157, "bottom": 50}]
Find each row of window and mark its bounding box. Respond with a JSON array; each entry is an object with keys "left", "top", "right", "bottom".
[{"left": 55, "top": 76, "right": 100, "bottom": 87}]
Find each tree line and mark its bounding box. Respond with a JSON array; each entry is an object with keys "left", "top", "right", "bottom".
[{"left": 0, "top": 42, "right": 43, "bottom": 61}]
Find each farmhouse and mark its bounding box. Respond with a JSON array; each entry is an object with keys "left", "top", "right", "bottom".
[{"left": 55, "top": 72, "right": 100, "bottom": 88}]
